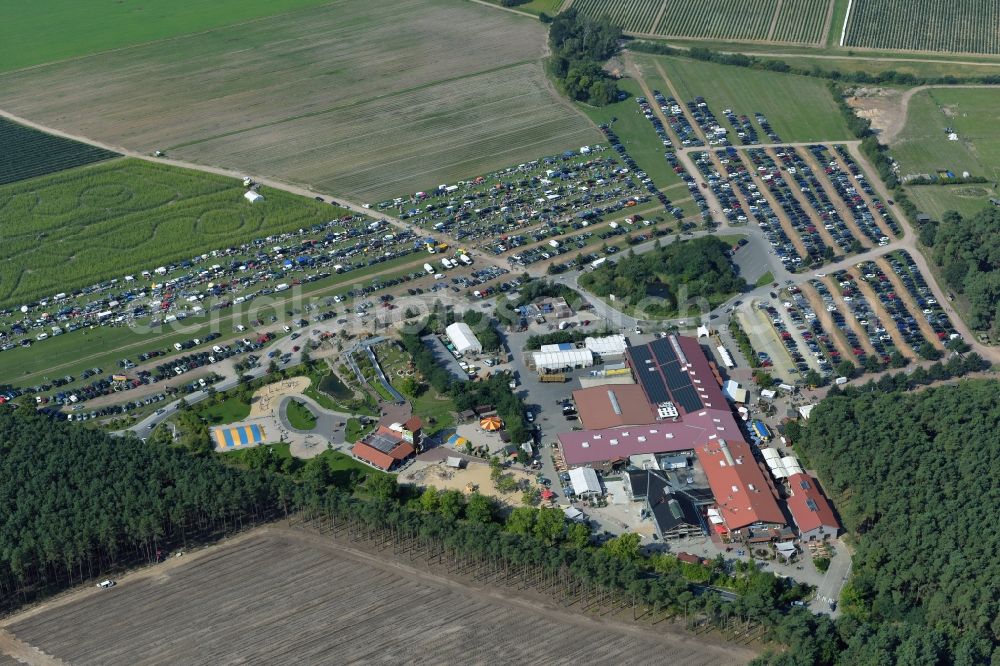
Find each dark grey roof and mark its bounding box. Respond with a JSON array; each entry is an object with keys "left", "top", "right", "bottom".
[
  {"left": 645, "top": 470, "right": 705, "bottom": 535},
  {"left": 627, "top": 470, "right": 649, "bottom": 498}
]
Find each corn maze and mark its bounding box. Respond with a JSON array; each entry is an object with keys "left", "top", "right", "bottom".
[
  {"left": 574, "top": 0, "right": 831, "bottom": 44},
  {"left": 844, "top": 0, "right": 1000, "bottom": 54},
  {"left": 0, "top": 159, "right": 337, "bottom": 306},
  {"left": 0, "top": 118, "right": 118, "bottom": 186}
]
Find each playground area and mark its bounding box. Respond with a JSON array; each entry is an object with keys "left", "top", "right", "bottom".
[{"left": 398, "top": 459, "right": 545, "bottom": 508}]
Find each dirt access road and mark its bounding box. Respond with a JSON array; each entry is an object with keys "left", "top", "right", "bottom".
[{"left": 1, "top": 525, "right": 757, "bottom": 666}]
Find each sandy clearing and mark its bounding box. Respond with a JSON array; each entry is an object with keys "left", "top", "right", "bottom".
[
  {"left": 249, "top": 376, "right": 311, "bottom": 418},
  {"left": 399, "top": 459, "right": 545, "bottom": 508}
]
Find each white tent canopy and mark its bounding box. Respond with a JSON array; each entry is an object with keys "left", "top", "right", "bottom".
[
  {"left": 568, "top": 467, "right": 603, "bottom": 496},
  {"left": 532, "top": 348, "right": 593, "bottom": 371},
  {"left": 445, "top": 322, "right": 482, "bottom": 354},
  {"left": 244, "top": 190, "right": 264, "bottom": 203},
  {"left": 584, "top": 334, "right": 627, "bottom": 356}
]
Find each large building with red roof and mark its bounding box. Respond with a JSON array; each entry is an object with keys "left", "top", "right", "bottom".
[
  {"left": 695, "top": 438, "right": 785, "bottom": 532},
  {"left": 557, "top": 334, "right": 786, "bottom": 535},
  {"left": 785, "top": 473, "right": 840, "bottom": 541},
  {"left": 351, "top": 425, "right": 415, "bottom": 471}
]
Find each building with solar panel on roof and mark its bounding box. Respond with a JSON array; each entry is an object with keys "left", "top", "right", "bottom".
[{"left": 558, "top": 334, "right": 788, "bottom": 540}]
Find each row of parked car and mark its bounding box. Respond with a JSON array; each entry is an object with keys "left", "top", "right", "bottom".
[
  {"left": 885, "top": 251, "right": 957, "bottom": 342},
  {"left": 636, "top": 92, "right": 703, "bottom": 217},
  {"left": 387, "top": 150, "right": 656, "bottom": 249},
  {"left": 835, "top": 146, "right": 903, "bottom": 236},
  {"left": 810, "top": 279, "right": 871, "bottom": 366},
  {"left": 808, "top": 145, "right": 893, "bottom": 247},
  {"left": 830, "top": 269, "right": 903, "bottom": 364},
  {"left": 778, "top": 147, "right": 863, "bottom": 255}
]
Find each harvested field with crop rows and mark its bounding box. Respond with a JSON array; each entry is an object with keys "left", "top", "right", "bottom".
[{"left": 1, "top": 527, "right": 755, "bottom": 665}]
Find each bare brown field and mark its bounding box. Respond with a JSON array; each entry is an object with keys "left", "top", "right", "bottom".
[
  {"left": 0, "top": 0, "right": 599, "bottom": 202},
  {"left": 185, "top": 62, "right": 597, "bottom": 201},
  {"left": 1, "top": 527, "right": 755, "bottom": 665}
]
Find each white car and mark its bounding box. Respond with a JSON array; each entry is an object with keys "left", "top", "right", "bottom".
[{"left": 97, "top": 579, "right": 116, "bottom": 589}]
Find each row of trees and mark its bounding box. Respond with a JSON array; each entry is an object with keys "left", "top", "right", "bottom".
[
  {"left": 579, "top": 236, "right": 746, "bottom": 316},
  {"left": 296, "top": 475, "right": 832, "bottom": 660},
  {"left": 547, "top": 9, "right": 622, "bottom": 106}
]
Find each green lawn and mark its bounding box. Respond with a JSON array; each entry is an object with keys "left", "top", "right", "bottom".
[
  {"left": 345, "top": 418, "right": 366, "bottom": 443},
  {"left": 285, "top": 399, "right": 318, "bottom": 430},
  {"left": 375, "top": 341, "right": 458, "bottom": 435},
  {"left": 576, "top": 78, "right": 683, "bottom": 191},
  {"left": 315, "top": 450, "right": 388, "bottom": 488},
  {"left": 0, "top": 0, "right": 333, "bottom": 72},
  {"left": 0, "top": 159, "right": 340, "bottom": 307},
  {"left": 637, "top": 55, "right": 853, "bottom": 143},
  {"left": 755, "top": 271, "right": 776, "bottom": 288},
  {"left": 893, "top": 88, "right": 1000, "bottom": 218},
  {"left": 893, "top": 88, "right": 1000, "bottom": 183},
  {"left": 771, "top": 55, "right": 1000, "bottom": 81},
  {"left": 223, "top": 441, "right": 293, "bottom": 464},
  {"left": 907, "top": 185, "right": 997, "bottom": 220},
  {"left": 194, "top": 395, "right": 251, "bottom": 425}
]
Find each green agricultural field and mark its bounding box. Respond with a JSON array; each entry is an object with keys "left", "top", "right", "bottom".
[
  {"left": 0, "top": 0, "right": 598, "bottom": 203},
  {"left": 892, "top": 88, "right": 1000, "bottom": 183},
  {"left": 0, "top": 159, "right": 341, "bottom": 306},
  {"left": 576, "top": 78, "right": 683, "bottom": 191},
  {"left": 0, "top": 118, "right": 117, "bottom": 185},
  {"left": 637, "top": 55, "right": 852, "bottom": 142},
  {"left": 0, "top": 0, "right": 334, "bottom": 72},
  {"left": 844, "top": 0, "right": 1000, "bottom": 54}
]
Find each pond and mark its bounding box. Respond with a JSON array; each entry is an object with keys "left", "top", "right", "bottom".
[{"left": 318, "top": 373, "right": 352, "bottom": 400}]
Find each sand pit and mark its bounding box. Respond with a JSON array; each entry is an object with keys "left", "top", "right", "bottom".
[
  {"left": 400, "top": 460, "right": 544, "bottom": 507},
  {"left": 249, "top": 377, "right": 310, "bottom": 418}
]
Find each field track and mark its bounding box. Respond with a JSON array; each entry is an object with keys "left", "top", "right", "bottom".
[{"left": 1, "top": 526, "right": 756, "bottom": 665}]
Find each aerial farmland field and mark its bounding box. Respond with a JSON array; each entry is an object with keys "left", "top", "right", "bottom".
[
  {"left": 0, "top": 159, "right": 339, "bottom": 306},
  {"left": 0, "top": 527, "right": 756, "bottom": 665},
  {"left": 0, "top": 0, "right": 335, "bottom": 72},
  {"left": 0, "top": 0, "right": 599, "bottom": 203},
  {"left": 573, "top": 0, "right": 832, "bottom": 45},
  {"left": 843, "top": 0, "right": 1000, "bottom": 54},
  {"left": 0, "top": 117, "right": 118, "bottom": 185}
]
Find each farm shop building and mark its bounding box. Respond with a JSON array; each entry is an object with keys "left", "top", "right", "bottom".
[{"left": 557, "top": 335, "right": 785, "bottom": 537}]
